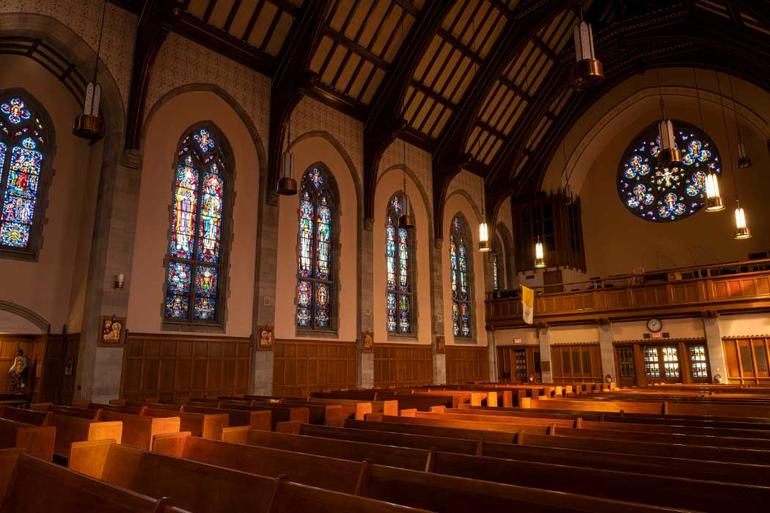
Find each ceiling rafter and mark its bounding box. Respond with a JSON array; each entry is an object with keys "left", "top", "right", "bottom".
[
  {"left": 125, "top": 0, "right": 174, "bottom": 150},
  {"left": 431, "top": 0, "right": 574, "bottom": 240},
  {"left": 267, "top": 0, "right": 332, "bottom": 195},
  {"left": 362, "top": 0, "right": 454, "bottom": 222}
]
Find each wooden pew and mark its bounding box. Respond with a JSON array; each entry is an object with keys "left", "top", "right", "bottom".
[
  {"left": 298, "top": 424, "right": 479, "bottom": 454},
  {"left": 91, "top": 403, "right": 228, "bottom": 441},
  {"left": 98, "top": 410, "right": 180, "bottom": 450},
  {"left": 152, "top": 433, "right": 677, "bottom": 513},
  {"left": 0, "top": 406, "right": 50, "bottom": 426},
  {"left": 239, "top": 395, "right": 348, "bottom": 426},
  {"left": 181, "top": 403, "right": 272, "bottom": 431},
  {"left": 70, "top": 440, "right": 431, "bottom": 513},
  {"left": 209, "top": 400, "right": 310, "bottom": 428},
  {"left": 0, "top": 418, "right": 55, "bottom": 460},
  {"left": 225, "top": 428, "right": 430, "bottom": 470},
  {"left": 0, "top": 449, "right": 187, "bottom": 513},
  {"left": 232, "top": 428, "right": 770, "bottom": 512}
]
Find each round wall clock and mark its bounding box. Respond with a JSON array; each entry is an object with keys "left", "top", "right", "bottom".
[{"left": 647, "top": 318, "right": 663, "bottom": 332}]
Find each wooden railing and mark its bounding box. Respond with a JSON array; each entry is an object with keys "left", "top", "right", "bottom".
[{"left": 486, "top": 266, "right": 770, "bottom": 328}]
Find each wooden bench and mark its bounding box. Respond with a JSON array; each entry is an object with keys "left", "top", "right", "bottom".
[
  {"left": 0, "top": 449, "right": 187, "bottom": 513},
  {"left": 233, "top": 428, "right": 770, "bottom": 512},
  {"left": 208, "top": 400, "right": 310, "bottom": 428},
  {"left": 181, "top": 403, "right": 271, "bottom": 431},
  {"left": 98, "top": 410, "right": 180, "bottom": 450},
  {"left": 70, "top": 440, "right": 431, "bottom": 513},
  {"left": 0, "top": 418, "right": 55, "bottom": 460},
  {"left": 151, "top": 433, "right": 676, "bottom": 513}
]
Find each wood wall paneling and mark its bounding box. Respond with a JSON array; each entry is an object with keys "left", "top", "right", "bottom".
[
  {"left": 272, "top": 339, "right": 357, "bottom": 397},
  {"left": 373, "top": 343, "right": 432, "bottom": 388},
  {"left": 550, "top": 343, "right": 602, "bottom": 384},
  {"left": 120, "top": 333, "right": 251, "bottom": 402},
  {"left": 40, "top": 333, "right": 79, "bottom": 404},
  {"left": 445, "top": 345, "right": 488, "bottom": 384},
  {"left": 723, "top": 336, "right": 770, "bottom": 385}
]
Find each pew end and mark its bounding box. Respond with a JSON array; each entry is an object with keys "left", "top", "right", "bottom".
[
  {"left": 276, "top": 421, "right": 302, "bottom": 434},
  {"left": 221, "top": 426, "right": 249, "bottom": 444},
  {"left": 151, "top": 431, "right": 192, "bottom": 458}
]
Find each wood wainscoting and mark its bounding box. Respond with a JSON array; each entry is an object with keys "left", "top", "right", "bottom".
[
  {"left": 374, "top": 343, "right": 432, "bottom": 388},
  {"left": 120, "top": 333, "right": 251, "bottom": 402},
  {"left": 445, "top": 345, "right": 488, "bottom": 384},
  {"left": 550, "top": 343, "right": 603, "bottom": 385},
  {"left": 272, "top": 339, "right": 357, "bottom": 397},
  {"left": 723, "top": 336, "right": 770, "bottom": 385}
]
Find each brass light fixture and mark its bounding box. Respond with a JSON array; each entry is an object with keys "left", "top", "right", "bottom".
[
  {"left": 277, "top": 114, "right": 297, "bottom": 195},
  {"left": 728, "top": 74, "right": 751, "bottom": 168},
  {"left": 73, "top": 0, "right": 106, "bottom": 141},
  {"left": 655, "top": 69, "right": 679, "bottom": 166},
  {"left": 734, "top": 201, "right": 751, "bottom": 240},
  {"left": 396, "top": 14, "right": 414, "bottom": 229},
  {"left": 572, "top": 11, "right": 603, "bottom": 90},
  {"left": 534, "top": 239, "right": 546, "bottom": 269},
  {"left": 693, "top": 69, "right": 722, "bottom": 212}
]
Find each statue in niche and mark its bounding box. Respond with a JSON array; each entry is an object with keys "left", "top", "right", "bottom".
[{"left": 7, "top": 349, "right": 29, "bottom": 393}]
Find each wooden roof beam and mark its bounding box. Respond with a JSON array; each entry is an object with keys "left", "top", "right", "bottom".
[
  {"left": 267, "top": 0, "right": 332, "bottom": 195},
  {"left": 362, "top": 0, "right": 453, "bottom": 223},
  {"left": 125, "top": 0, "right": 174, "bottom": 150},
  {"left": 431, "top": 0, "right": 573, "bottom": 240}
]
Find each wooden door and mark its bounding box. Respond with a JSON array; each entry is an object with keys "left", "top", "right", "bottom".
[
  {"left": 642, "top": 345, "right": 682, "bottom": 383},
  {"left": 615, "top": 345, "right": 637, "bottom": 387}
]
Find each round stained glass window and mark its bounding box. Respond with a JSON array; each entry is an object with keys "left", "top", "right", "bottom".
[{"left": 617, "top": 121, "right": 721, "bottom": 222}]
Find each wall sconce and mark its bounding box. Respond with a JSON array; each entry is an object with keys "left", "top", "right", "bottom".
[{"left": 114, "top": 273, "right": 125, "bottom": 289}]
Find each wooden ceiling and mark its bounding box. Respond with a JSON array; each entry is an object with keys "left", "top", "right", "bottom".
[{"left": 114, "top": 0, "right": 770, "bottom": 236}]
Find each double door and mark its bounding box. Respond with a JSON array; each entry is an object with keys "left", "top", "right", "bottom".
[
  {"left": 497, "top": 346, "right": 541, "bottom": 383},
  {"left": 614, "top": 340, "right": 710, "bottom": 386}
]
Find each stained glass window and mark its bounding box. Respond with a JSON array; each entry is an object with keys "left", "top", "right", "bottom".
[
  {"left": 450, "top": 215, "right": 472, "bottom": 338},
  {"left": 491, "top": 238, "right": 503, "bottom": 291},
  {"left": 164, "top": 126, "right": 229, "bottom": 323},
  {"left": 296, "top": 165, "right": 337, "bottom": 330},
  {"left": 0, "top": 96, "right": 48, "bottom": 255},
  {"left": 618, "top": 121, "right": 721, "bottom": 222},
  {"left": 386, "top": 192, "right": 414, "bottom": 334}
]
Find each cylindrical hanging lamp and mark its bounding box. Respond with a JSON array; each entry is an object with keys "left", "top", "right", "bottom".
[
  {"left": 478, "top": 220, "right": 490, "bottom": 252},
  {"left": 734, "top": 201, "right": 751, "bottom": 240},
  {"left": 534, "top": 240, "right": 546, "bottom": 269},
  {"left": 277, "top": 115, "right": 297, "bottom": 195},
  {"left": 657, "top": 117, "right": 681, "bottom": 167},
  {"left": 572, "top": 19, "right": 603, "bottom": 90},
  {"left": 704, "top": 172, "right": 724, "bottom": 212},
  {"left": 73, "top": 0, "right": 106, "bottom": 141}
]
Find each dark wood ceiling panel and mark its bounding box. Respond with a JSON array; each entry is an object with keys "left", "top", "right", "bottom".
[
  {"left": 183, "top": 0, "right": 301, "bottom": 58},
  {"left": 307, "top": 0, "right": 420, "bottom": 106}
]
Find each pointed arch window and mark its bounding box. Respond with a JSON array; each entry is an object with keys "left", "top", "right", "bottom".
[
  {"left": 164, "top": 125, "right": 231, "bottom": 324},
  {"left": 296, "top": 165, "right": 337, "bottom": 331},
  {"left": 386, "top": 192, "right": 414, "bottom": 334},
  {"left": 0, "top": 95, "right": 51, "bottom": 257},
  {"left": 450, "top": 215, "right": 473, "bottom": 338}
]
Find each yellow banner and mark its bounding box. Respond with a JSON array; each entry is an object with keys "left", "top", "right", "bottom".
[{"left": 521, "top": 285, "right": 534, "bottom": 325}]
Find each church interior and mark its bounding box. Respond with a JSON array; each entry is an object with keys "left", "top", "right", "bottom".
[{"left": 1, "top": 0, "right": 770, "bottom": 511}]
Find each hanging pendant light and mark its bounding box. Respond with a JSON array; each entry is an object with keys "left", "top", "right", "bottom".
[
  {"left": 478, "top": 219, "right": 490, "bottom": 252},
  {"left": 734, "top": 201, "right": 751, "bottom": 240},
  {"left": 736, "top": 141, "right": 752, "bottom": 169},
  {"left": 398, "top": 138, "right": 414, "bottom": 228},
  {"left": 657, "top": 116, "right": 680, "bottom": 167},
  {"left": 727, "top": 74, "right": 752, "bottom": 169},
  {"left": 277, "top": 115, "right": 297, "bottom": 195},
  {"left": 73, "top": 0, "right": 106, "bottom": 141},
  {"left": 572, "top": 16, "right": 603, "bottom": 90},
  {"left": 534, "top": 239, "right": 546, "bottom": 269},
  {"left": 704, "top": 172, "right": 724, "bottom": 212}
]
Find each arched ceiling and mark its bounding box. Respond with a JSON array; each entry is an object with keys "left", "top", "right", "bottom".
[{"left": 113, "top": 0, "right": 770, "bottom": 236}]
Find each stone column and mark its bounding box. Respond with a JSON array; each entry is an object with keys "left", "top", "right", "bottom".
[
  {"left": 358, "top": 220, "right": 374, "bottom": 388},
  {"left": 703, "top": 314, "right": 727, "bottom": 383},
  {"left": 598, "top": 320, "right": 616, "bottom": 382},
  {"left": 76, "top": 148, "right": 142, "bottom": 403},
  {"left": 488, "top": 329, "right": 498, "bottom": 382},
  {"left": 430, "top": 237, "right": 446, "bottom": 385},
  {"left": 250, "top": 192, "right": 280, "bottom": 395},
  {"left": 538, "top": 325, "right": 553, "bottom": 383}
]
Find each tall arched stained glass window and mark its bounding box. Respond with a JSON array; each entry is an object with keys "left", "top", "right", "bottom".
[
  {"left": 0, "top": 95, "right": 50, "bottom": 257},
  {"left": 491, "top": 239, "right": 501, "bottom": 291},
  {"left": 617, "top": 121, "right": 721, "bottom": 222},
  {"left": 386, "top": 192, "right": 414, "bottom": 334},
  {"left": 164, "top": 125, "right": 231, "bottom": 324},
  {"left": 296, "top": 165, "right": 337, "bottom": 330},
  {"left": 450, "top": 215, "right": 472, "bottom": 338}
]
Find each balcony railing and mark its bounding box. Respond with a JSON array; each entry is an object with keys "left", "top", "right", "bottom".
[{"left": 486, "top": 258, "right": 770, "bottom": 328}]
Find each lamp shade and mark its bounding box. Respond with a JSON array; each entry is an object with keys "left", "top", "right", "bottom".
[
  {"left": 657, "top": 119, "right": 681, "bottom": 166},
  {"left": 478, "top": 221, "right": 490, "bottom": 252},
  {"left": 572, "top": 21, "right": 603, "bottom": 89},
  {"left": 73, "top": 82, "right": 104, "bottom": 141},
  {"left": 277, "top": 151, "right": 297, "bottom": 195},
  {"left": 734, "top": 205, "right": 751, "bottom": 239},
  {"left": 704, "top": 173, "right": 724, "bottom": 212},
  {"left": 534, "top": 241, "right": 546, "bottom": 269}
]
